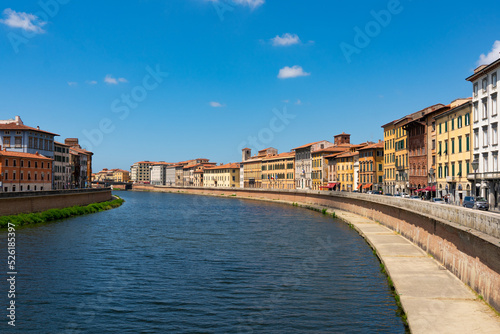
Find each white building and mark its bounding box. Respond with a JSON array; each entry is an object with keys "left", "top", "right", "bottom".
[
  {"left": 53, "top": 141, "right": 71, "bottom": 190},
  {"left": 466, "top": 58, "right": 500, "bottom": 208}
]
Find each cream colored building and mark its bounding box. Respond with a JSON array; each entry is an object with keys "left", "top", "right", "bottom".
[
  {"left": 261, "top": 152, "right": 295, "bottom": 190},
  {"left": 204, "top": 163, "right": 241, "bottom": 188}
]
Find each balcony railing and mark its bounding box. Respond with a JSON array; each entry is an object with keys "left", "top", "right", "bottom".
[
  {"left": 396, "top": 165, "right": 405, "bottom": 171},
  {"left": 467, "top": 172, "right": 500, "bottom": 180},
  {"left": 446, "top": 176, "right": 456, "bottom": 183}
]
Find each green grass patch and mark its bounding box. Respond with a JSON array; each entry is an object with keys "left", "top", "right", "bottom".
[{"left": 0, "top": 197, "right": 124, "bottom": 229}]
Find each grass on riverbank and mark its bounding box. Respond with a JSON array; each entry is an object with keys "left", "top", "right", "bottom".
[{"left": 0, "top": 196, "right": 124, "bottom": 229}]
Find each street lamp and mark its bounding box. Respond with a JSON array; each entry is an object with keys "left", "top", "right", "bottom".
[{"left": 471, "top": 159, "right": 479, "bottom": 197}]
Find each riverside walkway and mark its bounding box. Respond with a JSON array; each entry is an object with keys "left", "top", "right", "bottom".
[{"left": 334, "top": 210, "right": 500, "bottom": 334}]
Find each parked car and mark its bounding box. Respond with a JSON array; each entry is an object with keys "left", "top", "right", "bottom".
[
  {"left": 393, "top": 193, "right": 401, "bottom": 197},
  {"left": 371, "top": 190, "right": 382, "bottom": 195},
  {"left": 401, "top": 193, "right": 410, "bottom": 198},
  {"left": 463, "top": 196, "right": 489, "bottom": 210},
  {"left": 410, "top": 195, "right": 421, "bottom": 200},
  {"left": 384, "top": 193, "right": 393, "bottom": 196},
  {"left": 431, "top": 197, "right": 445, "bottom": 204}
]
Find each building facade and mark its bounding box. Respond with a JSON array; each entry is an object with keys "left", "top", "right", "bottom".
[
  {"left": 261, "top": 152, "right": 295, "bottom": 190},
  {"left": 0, "top": 150, "right": 53, "bottom": 192},
  {"left": 434, "top": 100, "right": 473, "bottom": 203},
  {"left": 358, "top": 141, "right": 384, "bottom": 192},
  {"left": 382, "top": 121, "right": 396, "bottom": 194},
  {"left": 53, "top": 141, "right": 71, "bottom": 190},
  {"left": 466, "top": 59, "right": 500, "bottom": 209},
  {"left": 241, "top": 148, "right": 277, "bottom": 188},
  {"left": 294, "top": 140, "right": 335, "bottom": 190},
  {"left": 204, "top": 163, "right": 241, "bottom": 188}
]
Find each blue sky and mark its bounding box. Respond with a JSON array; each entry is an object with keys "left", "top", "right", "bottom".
[{"left": 1, "top": 0, "right": 500, "bottom": 172}]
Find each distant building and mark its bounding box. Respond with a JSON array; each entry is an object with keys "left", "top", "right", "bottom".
[
  {"left": 150, "top": 162, "right": 173, "bottom": 186},
  {"left": 130, "top": 161, "right": 156, "bottom": 183},
  {"left": 261, "top": 152, "right": 295, "bottom": 190},
  {"left": 204, "top": 163, "right": 241, "bottom": 188},
  {"left": 357, "top": 141, "right": 384, "bottom": 192},
  {"left": 0, "top": 150, "right": 53, "bottom": 192},
  {"left": 241, "top": 148, "right": 277, "bottom": 188},
  {"left": 293, "top": 140, "right": 335, "bottom": 190},
  {"left": 466, "top": 59, "right": 500, "bottom": 209},
  {"left": 53, "top": 141, "right": 71, "bottom": 190},
  {"left": 65, "top": 139, "right": 93, "bottom": 188}
]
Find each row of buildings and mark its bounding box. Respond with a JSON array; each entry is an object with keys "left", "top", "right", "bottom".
[
  {"left": 382, "top": 58, "right": 500, "bottom": 207},
  {"left": 130, "top": 132, "right": 384, "bottom": 194},
  {"left": 129, "top": 58, "right": 500, "bottom": 209},
  {"left": 0, "top": 116, "right": 93, "bottom": 192}
]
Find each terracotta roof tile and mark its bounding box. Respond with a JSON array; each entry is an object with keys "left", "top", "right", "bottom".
[
  {"left": 0, "top": 150, "right": 53, "bottom": 160},
  {"left": 0, "top": 123, "right": 59, "bottom": 136}
]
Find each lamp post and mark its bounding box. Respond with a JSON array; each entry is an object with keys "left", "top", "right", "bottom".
[
  {"left": 471, "top": 159, "right": 479, "bottom": 197},
  {"left": 429, "top": 167, "right": 434, "bottom": 200}
]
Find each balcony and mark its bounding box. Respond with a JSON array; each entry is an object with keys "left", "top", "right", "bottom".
[
  {"left": 467, "top": 172, "right": 500, "bottom": 180},
  {"left": 396, "top": 165, "right": 405, "bottom": 171},
  {"left": 446, "top": 176, "right": 456, "bottom": 183}
]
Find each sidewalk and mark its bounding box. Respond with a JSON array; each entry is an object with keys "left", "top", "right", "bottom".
[{"left": 334, "top": 210, "right": 500, "bottom": 334}]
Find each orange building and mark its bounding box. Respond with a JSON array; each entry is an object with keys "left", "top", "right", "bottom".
[
  {"left": 357, "top": 141, "right": 384, "bottom": 192},
  {"left": 0, "top": 150, "right": 53, "bottom": 192}
]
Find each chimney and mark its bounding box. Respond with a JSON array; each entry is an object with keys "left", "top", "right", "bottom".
[
  {"left": 37, "top": 126, "right": 40, "bottom": 130},
  {"left": 14, "top": 116, "right": 22, "bottom": 125}
]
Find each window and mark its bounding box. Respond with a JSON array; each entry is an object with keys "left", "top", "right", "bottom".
[
  {"left": 432, "top": 122, "right": 436, "bottom": 132},
  {"left": 493, "top": 95, "right": 498, "bottom": 116},
  {"left": 438, "top": 165, "right": 442, "bottom": 178},
  {"left": 13, "top": 160, "right": 16, "bottom": 167},
  {"left": 466, "top": 160, "right": 470, "bottom": 175},
  {"left": 439, "top": 123, "right": 442, "bottom": 134},
  {"left": 457, "top": 116, "right": 463, "bottom": 128},
  {"left": 493, "top": 123, "right": 498, "bottom": 146},
  {"left": 452, "top": 163, "right": 455, "bottom": 177},
  {"left": 493, "top": 72, "right": 498, "bottom": 88},
  {"left": 438, "top": 141, "right": 442, "bottom": 155},
  {"left": 444, "top": 165, "right": 449, "bottom": 177},
  {"left": 474, "top": 130, "right": 479, "bottom": 149},
  {"left": 483, "top": 126, "right": 489, "bottom": 147},
  {"left": 14, "top": 137, "right": 22, "bottom": 148},
  {"left": 458, "top": 136, "right": 462, "bottom": 153},
  {"left": 465, "top": 113, "right": 470, "bottom": 126},
  {"left": 458, "top": 161, "right": 463, "bottom": 177},
  {"left": 451, "top": 118, "right": 454, "bottom": 130},
  {"left": 482, "top": 98, "right": 488, "bottom": 119},
  {"left": 484, "top": 154, "right": 489, "bottom": 172},
  {"left": 432, "top": 139, "right": 435, "bottom": 150},
  {"left": 5, "top": 159, "right": 8, "bottom": 167},
  {"left": 3, "top": 137, "right": 10, "bottom": 147},
  {"left": 466, "top": 135, "right": 470, "bottom": 151},
  {"left": 451, "top": 139, "right": 455, "bottom": 154},
  {"left": 483, "top": 78, "right": 488, "bottom": 93},
  {"left": 474, "top": 82, "right": 478, "bottom": 97},
  {"left": 494, "top": 153, "right": 499, "bottom": 172},
  {"left": 444, "top": 140, "right": 448, "bottom": 155},
  {"left": 474, "top": 103, "right": 479, "bottom": 122},
  {"left": 4, "top": 171, "right": 8, "bottom": 180}
]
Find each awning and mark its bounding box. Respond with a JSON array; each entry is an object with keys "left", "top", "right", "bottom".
[
  {"left": 321, "top": 183, "right": 338, "bottom": 189},
  {"left": 357, "top": 184, "right": 363, "bottom": 189},
  {"left": 363, "top": 183, "right": 373, "bottom": 189},
  {"left": 423, "top": 185, "right": 436, "bottom": 192}
]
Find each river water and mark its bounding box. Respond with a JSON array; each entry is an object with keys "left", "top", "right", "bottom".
[{"left": 1, "top": 191, "right": 406, "bottom": 333}]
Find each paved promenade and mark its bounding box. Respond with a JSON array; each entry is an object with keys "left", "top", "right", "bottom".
[{"left": 334, "top": 210, "right": 500, "bottom": 334}]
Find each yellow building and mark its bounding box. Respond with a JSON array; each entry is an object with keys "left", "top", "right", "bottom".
[
  {"left": 204, "top": 163, "right": 241, "bottom": 188},
  {"left": 358, "top": 141, "right": 384, "bottom": 192},
  {"left": 434, "top": 99, "right": 473, "bottom": 203},
  {"left": 335, "top": 151, "right": 357, "bottom": 191},
  {"left": 262, "top": 152, "right": 295, "bottom": 190},
  {"left": 382, "top": 116, "right": 409, "bottom": 194},
  {"left": 382, "top": 121, "right": 396, "bottom": 194},
  {"left": 312, "top": 147, "right": 349, "bottom": 190},
  {"left": 241, "top": 147, "right": 277, "bottom": 188},
  {"left": 113, "top": 169, "right": 130, "bottom": 183}
]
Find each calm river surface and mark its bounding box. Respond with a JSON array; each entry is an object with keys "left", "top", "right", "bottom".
[{"left": 1, "top": 191, "right": 406, "bottom": 333}]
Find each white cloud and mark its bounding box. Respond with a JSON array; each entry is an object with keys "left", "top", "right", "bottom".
[
  {"left": 477, "top": 40, "right": 500, "bottom": 66},
  {"left": 272, "top": 33, "right": 300, "bottom": 46},
  {"left": 208, "top": 0, "right": 264, "bottom": 9},
  {"left": 0, "top": 8, "right": 46, "bottom": 34},
  {"left": 277, "top": 65, "right": 310, "bottom": 79},
  {"left": 104, "top": 75, "right": 127, "bottom": 85},
  {"left": 86, "top": 80, "right": 97, "bottom": 85},
  {"left": 295, "top": 99, "right": 302, "bottom": 105},
  {"left": 209, "top": 101, "right": 225, "bottom": 108},
  {"left": 282, "top": 100, "right": 290, "bottom": 103},
  {"left": 67, "top": 82, "right": 78, "bottom": 86}
]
